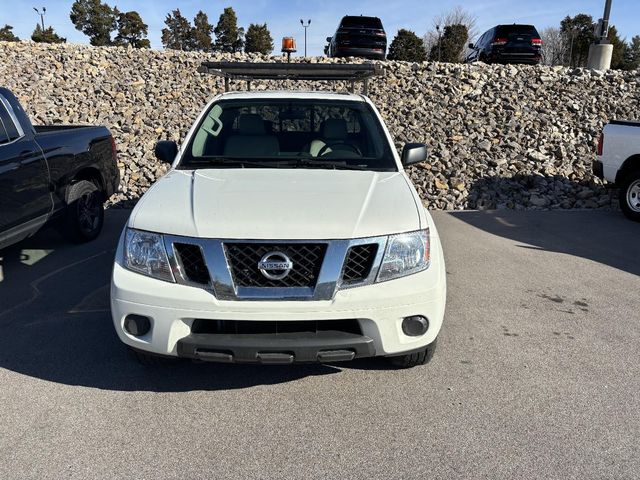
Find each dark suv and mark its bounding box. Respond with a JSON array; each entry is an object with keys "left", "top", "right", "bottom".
[
  {"left": 325, "top": 16, "right": 387, "bottom": 60},
  {"left": 466, "top": 24, "right": 543, "bottom": 65}
]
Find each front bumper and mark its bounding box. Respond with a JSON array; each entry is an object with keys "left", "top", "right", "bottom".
[
  {"left": 178, "top": 331, "right": 376, "bottom": 364},
  {"left": 111, "top": 232, "right": 446, "bottom": 362}
]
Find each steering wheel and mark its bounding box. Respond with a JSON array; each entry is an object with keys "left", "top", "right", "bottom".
[{"left": 317, "top": 142, "right": 362, "bottom": 157}]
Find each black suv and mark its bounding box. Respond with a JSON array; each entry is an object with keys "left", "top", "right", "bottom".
[
  {"left": 466, "top": 24, "right": 543, "bottom": 65},
  {"left": 325, "top": 16, "right": 387, "bottom": 60}
]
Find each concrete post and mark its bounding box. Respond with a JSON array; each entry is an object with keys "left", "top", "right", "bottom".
[
  {"left": 587, "top": 0, "right": 614, "bottom": 70},
  {"left": 587, "top": 43, "right": 613, "bottom": 70}
]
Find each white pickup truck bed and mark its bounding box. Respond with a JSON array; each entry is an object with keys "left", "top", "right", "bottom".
[{"left": 595, "top": 120, "right": 640, "bottom": 221}]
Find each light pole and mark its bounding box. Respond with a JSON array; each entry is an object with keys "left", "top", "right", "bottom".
[
  {"left": 33, "top": 6, "right": 46, "bottom": 30},
  {"left": 568, "top": 27, "right": 576, "bottom": 67},
  {"left": 300, "top": 19, "right": 311, "bottom": 57},
  {"left": 436, "top": 24, "right": 441, "bottom": 62},
  {"left": 599, "top": 0, "right": 613, "bottom": 42}
]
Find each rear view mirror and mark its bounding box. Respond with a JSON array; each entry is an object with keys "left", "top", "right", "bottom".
[
  {"left": 280, "top": 109, "right": 307, "bottom": 120},
  {"left": 401, "top": 143, "right": 427, "bottom": 167},
  {"left": 155, "top": 140, "right": 178, "bottom": 164}
]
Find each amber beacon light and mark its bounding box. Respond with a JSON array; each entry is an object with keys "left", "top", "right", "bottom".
[{"left": 281, "top": 37, "right": 297, "bottom": 62}]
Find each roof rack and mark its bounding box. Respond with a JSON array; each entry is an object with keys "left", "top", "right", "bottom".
[{"left": 197, "top": 62, "right": 383, "bottom": 95}]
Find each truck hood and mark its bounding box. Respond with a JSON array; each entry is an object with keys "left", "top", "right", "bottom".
[{"left": 129, "top": 169, "right": 421, "bottom": 240}]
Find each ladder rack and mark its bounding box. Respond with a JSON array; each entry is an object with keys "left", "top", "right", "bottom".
[{"left": 197, "top": 62, "right": 383, "bottom": 95}]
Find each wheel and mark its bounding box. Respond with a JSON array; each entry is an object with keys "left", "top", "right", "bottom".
[
  {"left": 387, "top": 339, "right": 437, "bottom": 369},
  {"left": 619, "top": 170, "right": 640, "bottom": 222},
  {"left": 65, "top": 180, "right": 105, "bottom": 242},
  {"left": 128, "top": 347, "right": 177, "bottom": 366}
]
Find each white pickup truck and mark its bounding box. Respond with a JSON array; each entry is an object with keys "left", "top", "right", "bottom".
[
  {"left": 595, "top": 120, "right": 640, "bottom": 221},
  {"left": 110, "top": 63, "right": 446, "bottom": 368}
]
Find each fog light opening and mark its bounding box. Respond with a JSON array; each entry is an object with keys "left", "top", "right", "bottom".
[
  {"left": 402, "top": 315, "right": 429, "bottom": 337},
  {"left": 124, "top": 314, "right": 152, "bottom": 337}
]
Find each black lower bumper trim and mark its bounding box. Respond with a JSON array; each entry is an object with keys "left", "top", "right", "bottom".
[
  {"left": 593, "top": 160, "right": 604, "bottom": 180},
  {"left": 177, "top": 331, "right": 375, "bottom": 364}
]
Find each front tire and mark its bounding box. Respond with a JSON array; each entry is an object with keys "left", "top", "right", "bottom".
[
  {"left": 619, "top": 170, "right": 640, "bottom": 222},
  {"left": 65, "top": 180, "right": 105, "bottom": 242},
  {"left": 387, "top": 339, "right": 437, "bottom": 369}
]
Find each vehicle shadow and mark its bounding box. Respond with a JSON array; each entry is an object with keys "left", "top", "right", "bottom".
[
  {"left": 449, "top": 175, "right": 640, "bottom": 277},
  {"left": 0, "top": 207, "right": 339, "bottom": 392}
]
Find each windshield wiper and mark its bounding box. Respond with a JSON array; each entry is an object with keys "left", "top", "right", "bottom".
[
  {"left": 294, "top": 158, "right": 372, "bottom": 171},
  {"left": 186, "top": 158, "right": 290, "bottom": 168},
  {"left": 183, "top": 157, "right": 378, "bottom": 171}
]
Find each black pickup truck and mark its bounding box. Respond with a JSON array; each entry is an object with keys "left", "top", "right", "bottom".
[{"left": 0, "top": 87, "right": 119, "bottom": 249}]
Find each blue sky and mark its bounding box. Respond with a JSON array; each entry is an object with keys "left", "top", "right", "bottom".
[{"left": 3, "top": 0, "right": 639, "bottom": 55}]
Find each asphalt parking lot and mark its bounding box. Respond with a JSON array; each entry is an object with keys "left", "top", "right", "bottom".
[{"left": 0, "top": 208, "right": 638, "bottom": 479}]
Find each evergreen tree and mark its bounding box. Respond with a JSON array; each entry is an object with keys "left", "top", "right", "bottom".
[
  {"left": 161, "top": 9, "right": 195, "bottom": 51},
  {"left": 31, "top": 24, "right": 67, "bottom": 44},
  {"left": 114, "top": 11, "right": 150, "bottom": 48},
  {"left": 214, "top": 7, "right": 244, "bottom": 53},
  {"left": 606, "top": 25, "right": 626, "bottom": 69},
  {"left": 244, "top": 23, "right": 274, "bottom": 54},
  {"left": 430, "top": 24, "right": 468, "bottom": 63},
  {"left": 69, "top": 0, "right": 118, "bottom": 46},
  {"left": 388, "top": 29, "right": 428, "bottom": 62},
  {"left": 424, "top": 6, "right": 477, "bottom": 61},
  {"left": 622, "top": 35, "right": 640, "bottom": 70},
  {"left": 560, "top": 14, "right": 596, "bottom": 67},
  {"left": 0, "top": 25, "right": 20, "bottom": 42},
  {"left": 192, "top": 11, "right": 214, "bottom": 51}
]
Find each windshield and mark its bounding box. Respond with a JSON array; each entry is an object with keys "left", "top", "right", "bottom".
[{"left": 180, "top": 99, "right": 397, "bottom": 171}]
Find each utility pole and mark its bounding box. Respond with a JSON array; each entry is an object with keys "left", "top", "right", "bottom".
[
  {"left": 300, "top": 19, "right": 311, "bottom": 57},
  {"left": 33, "top": 6, "right": 46, "bottom": 30},
  {"left": 436, "top": 24, "right": 441, "bottom": 62},
  {"left": 587, "top": 0, "right": 614, "bottom": 69}
]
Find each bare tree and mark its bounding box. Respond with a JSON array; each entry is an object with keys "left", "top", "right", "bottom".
[
  {"left": 423, "top": 6, "right": 477, "bottom": 62},
  {"left": 435, "top": 6, "right": 478, "bottom": 42},
  {"left": 423, "top": 30, "right": 439, "bottom": 57},
  {"left": 540, "top": 27, "right": 567, "bottom": 66}
]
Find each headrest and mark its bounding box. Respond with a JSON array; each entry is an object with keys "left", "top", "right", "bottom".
[
  {"left": 322, "top": 119, "right": 348, "bottom": 140},
  {"left": 238, "top": 114, "right": 266, "bottom": 135}
]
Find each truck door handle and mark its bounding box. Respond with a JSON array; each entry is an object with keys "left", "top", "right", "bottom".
[{"left": 19, "top": 150, "right": 34, "bottom": 159}]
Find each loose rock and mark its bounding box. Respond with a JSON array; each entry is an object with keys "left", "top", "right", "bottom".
[{"left": 0, "top": 41, "right": 637, "bottom": 211}]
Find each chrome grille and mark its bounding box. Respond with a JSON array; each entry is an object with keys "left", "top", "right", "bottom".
[
  {"left": 342, "top": 244, "right": 378, "bottom": 284},
  {"left": 174, "top": 243, "right": 210, "bottom": 285},
  {"left": 164, "top": 234, "right": 388, "bottom": 301},
  {"left": 224, "top": 243, "right": 327, "bottom": 288}
]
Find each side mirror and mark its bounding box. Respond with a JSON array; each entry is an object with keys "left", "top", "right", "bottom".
[
  {"left": 326, "top": 36, "right": 332, "bottom": 43},
  {"left": 468, "top": 43, "right": 474, "bottom": 49},
  {"left": 155, "top": 140, "right": 178, "bottom": 164},
  {"left": 401, "top": 143, "right": 427, "bottom": 167}
]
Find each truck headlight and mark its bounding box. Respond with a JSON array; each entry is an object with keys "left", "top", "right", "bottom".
[
  {"left": 377, "top": 229, "right": 430, "bottom": 282},
  {"left": 124, "top": 228, "right": 175, "bottom": 282}
]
